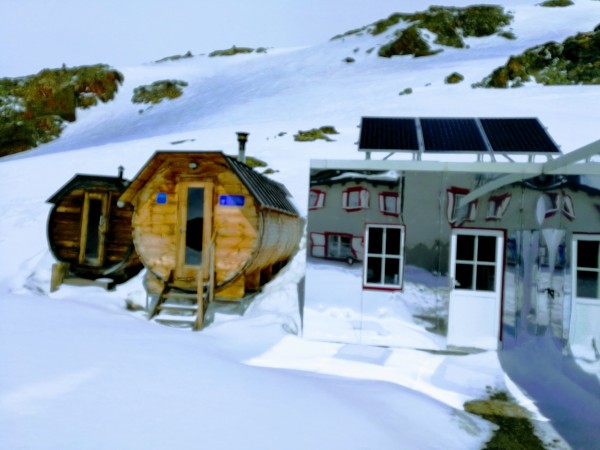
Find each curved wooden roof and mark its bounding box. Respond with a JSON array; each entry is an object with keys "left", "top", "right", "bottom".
[{"left": 119, "top": 151, "right": 299, "bottom": 216}]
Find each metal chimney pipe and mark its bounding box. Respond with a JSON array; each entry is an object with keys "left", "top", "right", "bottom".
[
  {"left": 237, "top": 132, "right": 249, "bottom": 164},
  {"left": 118, "top": 165, "right": 124, "bottom": 180}
]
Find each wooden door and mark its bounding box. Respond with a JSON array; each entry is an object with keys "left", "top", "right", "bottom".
[
  {"left": 175, "top": 181, "right": 213, "bottom": 282},
  {"left": 79, "top": 192, "right": 110, "bottom": 266},
  {"left": 447, "top": 229, "right": 505, "bottom": 350}
]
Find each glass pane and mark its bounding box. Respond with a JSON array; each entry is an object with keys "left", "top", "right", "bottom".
[
  {"left": 476, "top": 264, "right": 496, "bottom": 291},
  {"left": 384, "top": 258, "right": 400, "bottom": 286},
  {"left": 368, "top": 227, "right": 383, "bottom": 254},
  {"left": 366, "top": 257, "right": 382, "bottom": 284},
  {"left": 477, "top": 236, "right": 497, "bottom": 263},
  {"left": 326, "top": 235, "right": 338, "bottom": 258},
  {"left": 453, "top": 195, "right": 469, "bottom": 222},
  {"left": 385, "top": 228, "right": 401, "bottom": 255},
  {"left": 577, "top": 270, "right": 599, "bottom": 299},
  {"left": 348, "top": 191, "right": 360, "bottom": 208},
  {"left": 577, "top": 241, "right": 599, "bottom": 269},
  {"left": 456, "top": 235, "right": 475, "bottom": 261},
  {"left": 455, "top": 263, "right": 473, "bottom": 289},
  {"left": 384, "top": 195, "right": 397, "bottom": 213},
  {"left": 185, "top": 187, "right": 204, "bottom": 266},
  {"left": 85, "top": 198, "right": 103, "bottom": 260},
  {"left": 327, "top": 235, "right": 352, "bottom": 259}
]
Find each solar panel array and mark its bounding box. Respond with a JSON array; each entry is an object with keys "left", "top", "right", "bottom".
[{"left": 359, "top": 117, "right": 560, "bottom": 156}]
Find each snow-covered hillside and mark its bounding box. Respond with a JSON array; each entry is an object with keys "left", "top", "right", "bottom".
[{"left": 1, "top": 1, "right": 599, "bottom": 448}]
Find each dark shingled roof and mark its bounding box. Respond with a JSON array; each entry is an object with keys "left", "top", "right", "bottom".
[
  {"left": 47, "top": 174, "right": 129, "bottom": 204},
  {"left": 224, "top": 154, "right": 299, "bottom": 215},
  {"left": 359, "top": 117, "right": 561, "bottom": 155}
]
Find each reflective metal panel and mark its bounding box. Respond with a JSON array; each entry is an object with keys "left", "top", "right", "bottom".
[{"left": 303, "top": 164, "right": 600, "bottom": 352}]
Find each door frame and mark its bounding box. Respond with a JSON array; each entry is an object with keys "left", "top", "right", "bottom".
[
  {"left": 447, "top": 227, "right": 506, "bottom": 349},
  {"left": 78, "top": 191, "right": 111, "bottom": 266},
  {"left": 569, "top": 233, "right": 600, "bottom": 347},
  {"left": 175, "top": 180, "right": 213, "bottom": 282}
]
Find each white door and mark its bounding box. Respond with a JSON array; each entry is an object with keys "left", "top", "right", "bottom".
[
  {"left": 569, "top": 234, "right": 600, "bottom": 348},
  {"left": 447, "top": 229, "right": 504, "bottom": 350}
]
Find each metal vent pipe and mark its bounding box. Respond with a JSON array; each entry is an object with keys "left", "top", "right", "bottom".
[{"left": 237, "top": 132, "right": 249, "bottom": 164}]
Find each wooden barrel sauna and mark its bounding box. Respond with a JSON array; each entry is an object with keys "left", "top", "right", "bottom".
[
  {"left": 47, "top": 171, "right": 143, "bottom": 284},
  {"left": 118, "top": 151, "right": 303, "bottom": 300}
]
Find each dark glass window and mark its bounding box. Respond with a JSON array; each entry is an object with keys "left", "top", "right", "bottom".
[
  {"left": 185, "top": 187, "right": 204, "bottom": 266},
  {"left": 84, "top": 198, "right": 103, "bottom": 260},
  {"left": 368, "top": 227, "right": 383, "bottom": 254},
  {"left": 478, "top": 236, "right": 497, "bottom": 263},
  {"left": 575, "top": 238, "right": 600, "bottom": 299},
  {"left": 577, "top": 240, "right": 599, "bottom": 269},
  {"left": 456, "top": 235, "right": 475, "bottom": 261}
]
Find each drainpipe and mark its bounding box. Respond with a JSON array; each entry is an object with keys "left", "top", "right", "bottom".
[{"left": 237, "top": 132, "right": 249, "bottom": 164}]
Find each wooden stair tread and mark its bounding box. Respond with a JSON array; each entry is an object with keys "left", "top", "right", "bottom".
[
  {"left": 154, "top": 314, "right": 197, "bottom": 324},
  {"left": 164, "top": 292, "right": 198, "bottom": 300},
  {"left": 159, "top": 302, "right": 198, "bottom": 311}
]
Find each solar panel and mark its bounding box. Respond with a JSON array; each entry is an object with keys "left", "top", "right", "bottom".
[
  {"left": 357, "top": 116, "right": 561, "bottom": 157},
  {"left": 480, "top": 118, "right": 560, "bottom": 153},
  {"left": 421, "top": 118, "right": 487, "bottom": 152},
  {"left": 359, "top": 117, "right": 419, "bottom": 151}
]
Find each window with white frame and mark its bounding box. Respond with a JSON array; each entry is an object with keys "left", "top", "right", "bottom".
[
  {"left": 309, "top": 189, "right": 326, "bottom": 210},
  {"left": 573, "top": 235, "right": 600, "bottom": 300},
  {"left": 447, "top": 187, "right": 477, "bottom": 225},
  {"left": 363, "top": 224, "right": 404, "bottom": 289},
  {"left": 342, "top": 187, "right": 369, "bottom": 211},
  {"left": 379, "top": 192, "right": 399, "bottom": 216},
  {"left": 486, "top": 194, "right": 511, "bottom": 221},
  {"left": 453, "top": 233, "right": 498, "bottom": 292}
]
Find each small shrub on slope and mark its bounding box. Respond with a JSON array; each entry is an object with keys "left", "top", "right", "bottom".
[
  {"left": 209, "top": 46, "right": 255, "bottom": 57},
  {"left": 294, "top": 126, "right": 339, "bottom": 142},
  {"left": 474, "top": 26, "right": 600, "bottom": 87},
  {"left": 0, "top": 64, "right": 123, "bottom": 157},
  {"left": 155, "top": 51, "right": 194, "bottom": 63},
  {"left": 132, "top": 80, "right": 188, "bottom": 105},
  {"left": 379, "top": 26, "right": 440, "bottom": 58},
  {"left": 540, "top": 0, "right": 574, "bottom": 7},
  {"left": 335, "top": 5, "right": 513, "bottom": 58},
  {"left": 445, "top": 72, "right": 465, "bottom": 84}
]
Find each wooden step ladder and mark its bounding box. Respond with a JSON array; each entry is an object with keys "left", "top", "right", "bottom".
[{"left": 148, "top": 242, "right": 215, "bottom": 331}]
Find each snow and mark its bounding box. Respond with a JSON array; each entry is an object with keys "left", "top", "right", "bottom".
[{"left": 2, "top": 1, "right": 600, "bottom": 448}]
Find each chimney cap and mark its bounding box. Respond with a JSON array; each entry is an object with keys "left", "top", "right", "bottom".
[{"left": 236, "top": 131, "right": 249, "bottom": 142}]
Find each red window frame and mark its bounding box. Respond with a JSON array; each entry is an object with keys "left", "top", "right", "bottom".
[
  {"left": 309, "top": 232, "right": 326, "bottom": 258},
  {"left": 447, "top": 187, "right": 477, "bottom": 226},
  {"left": 486, "top": 193, "right": 511, "bottom": 221},
  {"left": 342, "top": 187, "right": 370, "bottom": 212},
  {"left": 309, "top": 189, "right": 326, "bottom": 210},
  {"left": 379, "top": 191, "right": 400, "bottom": 216}
]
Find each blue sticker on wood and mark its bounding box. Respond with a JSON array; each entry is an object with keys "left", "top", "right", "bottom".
[
  {"left": 219, "top": 195, "right": 245, "bottom": 206},
  {"left": 156, "top": 192, "right": 167, "bottom": 204}
]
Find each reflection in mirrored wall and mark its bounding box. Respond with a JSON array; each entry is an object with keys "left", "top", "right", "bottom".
[{"left": 302, "top": 166, "right": 600, "bottom": 353}]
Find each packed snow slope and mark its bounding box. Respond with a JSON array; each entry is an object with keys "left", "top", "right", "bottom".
[{"left": 1, "top": 1, "right": 599, "bottom": 449}]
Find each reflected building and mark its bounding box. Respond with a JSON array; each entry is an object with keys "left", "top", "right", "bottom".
[{"left": 303, "top": 117, "right": 600, "bottom": 353}]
